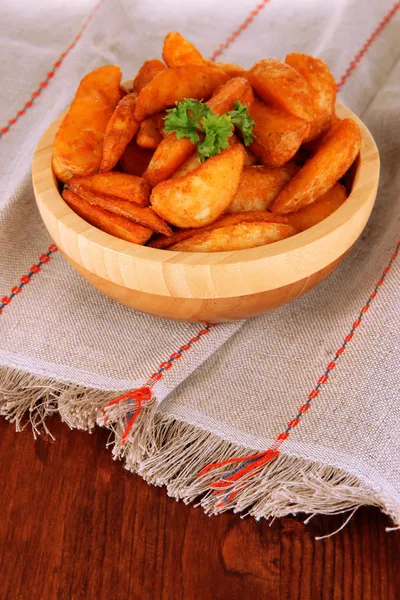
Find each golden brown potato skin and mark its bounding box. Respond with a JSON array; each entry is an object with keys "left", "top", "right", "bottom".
[
  {"left": 285, "top": 183, "right": 347, "bottom": 231},
  {"left": 137, "top": 115, "right": 164, "bottom": 149},
  {"left": 169, "top": 221, "right": 297, "bottom": 252},
  {"left": 150, "top": 145, "right": 245, "bottom": 229},
  {"left": 247, "top": 59, "right": 315, "bottom": 122},
  {"left": 162, "top": 32, "right": 204, "bottom": 67},
  {"left": 100, "top": 93, "right": 139, "bottom": 172},
  {"left": 120, "top": 141, "right": 154, "bottom": 178},
  {"left": 66, "top": 187, "right": 171, "bottom": 236},
  {"left": 149, "top": 211, "right": 289, "bottom": 249},
  {"left": 133, "top": 59, "right": 167, "bottom": 94},
  {"left": 134, "top": 64, "right": 229, "bottom": 121},
  {"left": 68, "top": 172, "right": 150, "bottom": 207},
  {"left": 286, "top": 53, "right": 336, "bottom": 142},
  {"left": 144, "top": 77, "right": 253, "bottom": 187},
  {"left": 271, "top": 119, "right": 361, "bottom": 214},
  {"left": 52, "top": 66, "right": 122, "bottom": 183},
  {"left": 227, "top": 164, "right": 299, "bottom": 213},
  {"left": 62, "top": 189, "right": 152, "bottom": 245},
  {"left": 249, "top": 99, "right": 310, "bottom": 167}
]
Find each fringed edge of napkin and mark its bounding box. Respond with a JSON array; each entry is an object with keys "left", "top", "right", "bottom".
[{"left": 2, "top": 365, "right": 398, "bottom": 532}]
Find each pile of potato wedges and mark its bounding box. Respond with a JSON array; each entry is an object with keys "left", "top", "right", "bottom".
[{"left": 53, "top": 32, "right": 361, "bottom": 252}]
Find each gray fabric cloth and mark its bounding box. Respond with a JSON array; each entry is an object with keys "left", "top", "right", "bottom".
[{"left": 0, "top": 0, "right": 399, "bottom": 523}]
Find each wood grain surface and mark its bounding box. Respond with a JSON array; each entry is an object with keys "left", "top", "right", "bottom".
[{"left": 1, "top": 417, "right": 399, "bottom": 600}]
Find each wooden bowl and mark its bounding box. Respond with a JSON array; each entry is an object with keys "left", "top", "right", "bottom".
[{"left": 32, "top": 102, "right": 379, "bottom": 322}]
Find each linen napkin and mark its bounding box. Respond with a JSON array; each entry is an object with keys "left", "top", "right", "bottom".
[{"left": 0, "top": 0, "right": 399, "bottom": 527}]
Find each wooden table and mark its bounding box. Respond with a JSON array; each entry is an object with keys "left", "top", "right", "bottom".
[{"left": 1, "top": 417, "right": 399, "bottom": 600}]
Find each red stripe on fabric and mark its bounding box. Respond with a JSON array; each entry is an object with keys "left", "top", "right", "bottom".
[
  {"left": 209, "top": 0, "right": 272, "bottom": 61},
  {"left": 0, "top": 0, "right": 103, "bottom": 138},
  {"left": 337, "top": 2, "right": 400, "bottom": 90}
]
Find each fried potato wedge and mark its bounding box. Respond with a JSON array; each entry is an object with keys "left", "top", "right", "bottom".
[
  {"left": 120, "top": 140, "right": 153, "bottom": 177},
  {"left": 68, "top": 172, "right": 150, "bottom": 207},
  {"left": 149, "top": 211, "right": 289, "bottom": 249},
  {"left": 208, "top": 60, "right": 247, "bottom": 78},
  {"left": 286, "top": 53, "right": 336, "bottom": 141},
  {"left": 162, "top": 32, "right": 204, "bottom": 67},
  {"left": 134, "top": 65, "right": 229, "bottom": 121},
  {"left": 271, "top": 118, "right": 361, "bottom": 214},
  {"left": 62, "top": 189, "right": 152, "bottom": 245},
  {"left": 169, "top": 221, "right": 297, "bottom": 252},
  {"left": 227, "top": 164, "right": 299, "bottom": 213},
  {"left": 150, "top": 145, "right": 245, "bottom": 228},
  {"left": 247, "top": 59, "right": 314, "bottom": 122},
  {"left": 144, "top": 77, "right": 253, "bottom": 187},
  {"left": 66, "top": 187, "right": 171, "bottom": 236},
  {"left": 137, "top": 114, "right": 164, "bottom": 149},
  {"left": 133, "top": 59, "right": 167, "bottom": 94},
  {"left": 52, "top": 65, "right": 122, "bottom": 182},
  {"left": 100, "top": 93, "right": 139, "bottom": 172},
  {"left": 249, "top": 99, "right": 310, "bottom": 167},
  {"left": 286, "top": 183, "right": 347, "bottom": 231}
]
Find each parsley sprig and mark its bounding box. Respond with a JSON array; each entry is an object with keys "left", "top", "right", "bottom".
[{"left": 163, "top": 98, "right": 254, "bottom": 162}]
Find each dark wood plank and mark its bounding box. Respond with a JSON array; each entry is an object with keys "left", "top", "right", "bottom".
[{"left": 0, "top": 417, "right": 399, "bottom": 600}]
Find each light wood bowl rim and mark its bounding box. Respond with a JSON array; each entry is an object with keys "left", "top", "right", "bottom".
[{"left": 32, "top": 101, "right": 379, "bottom": 299}]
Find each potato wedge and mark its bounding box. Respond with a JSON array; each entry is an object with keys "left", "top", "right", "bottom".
[
  {"left": 150, "top": 145, "right": 244, "bottom": 228},
  {"left": 66, "top": 187, "right": 171, "bottom": 235},
  {"left": 247, "top": 59, "right": 314, "bottom": 122},
  {"left": 285, "top": 183, "right": 347, "bottom": 231},
  {"left": 170, "top": 132, "right": 257, "bottom": 179},
  {"left": 286, "top": 53, "right": 336, "bottom": 141},
  {"left": 62, "top": 189, "right": 152, "bottom": 245},
  {"left": 137, "top": 114, "right": 164, "bottom": 149},
  {"left": 100, "top": 93, "right": 140, "bottom": 172},
  {"left": 162, "top": 32, "right": 204, "bottom": 67},
  {"left": 120, "top": 140, "right": 154, "bottom": 177},
  {"left": 52, "top": 66, "right": 122, "bottom": 182},
  {"left": 227, "top": 164, "right": 299, "bottom": 213},
  {"left": 144, "top": 77, "right": 253, "bottom": 187},
  {"left": 249, "top": 99, "right": 310, "bottom": 167},
  {"left": 149, "top": 211, "right": 289, "bottom": 249},
  {"left": 68, "top": 172, "right": 150, "bottom": 207},
  {"left": 133, "top": 59, "right": 167, "bottom": 94},
  {"left": 169, "top": 221, "right": 297, "bottom": 252},
  {"left": 134, "top": 64, "right": 229, "bottom": 121},
  {"left": 271, "top": 119, "right": 361, "bottom": 214},
  {"left": 207, "top": 60, "right": 247, "bottom": 78}
]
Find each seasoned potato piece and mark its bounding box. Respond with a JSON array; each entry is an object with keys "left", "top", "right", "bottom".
[
  {"left": 286, "top": 183, "right": 347, "bottom": 231},
  {"left": 170, "top": 133, "right": 257, "bottom": 180},
  {"left": 66, "top": 187, "right": 171, "bottom": 235},
  {"left": 144, "top": 77, "right": 253, "bottom": 187},
  {"left": 249, "top": 99, "right": 310, "bottom": 167},
  {"left": 169, "top": 221, "right": 297, "bottom": 252},
  {"left": 271, "top": 118, "right": 361, "bottom": 214},
  {"left": 247, "top": 59, "right": 314, "bottom": 122},
  {"left": 134, "top": 65, "right": 229, "bottom": 121},
  {"left": 100, "top": 93, "right": 139, "bottom": 172},
  {"left": 162, "top": 32, "right": 204, "bottom": 67},
  {"left": 227, "top": 164, "right": 299, "bottom": 213},
  {"left": 137, "top": 114, "right": 164, "bottom": 149},
  {"left": 304, "top": 114, "right": 342, "bottom": 154},
  {"left": 120, "top": 140, "right": 153, "bottom": 177},
  {"left": 133, "top": 59, "right": 167, "bottom": 94},
  {"left": 286, "top": 53, "right": 336, "bottom": 141},
  {"left": 149, "top": 211, "right": 289, "bottom": 249},
  {"left": 68, "top": 172, "right": 150, "bottom": 207},
  {"left": 52, "top": 66, "right": 122, "bottom": 182},
  {"left": 62, "top": 189, "right": 152, "bottom": 245},
  {"left": 150, "top": 145, "right": 244, "bottom": 228},
  {"left": 209, "top": 60, "right": 247, "bottom": 78}
]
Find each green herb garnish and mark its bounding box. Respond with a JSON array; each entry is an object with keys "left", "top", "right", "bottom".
[{"left": 163, "top": 98, "right": 254, "bottom": 162}]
